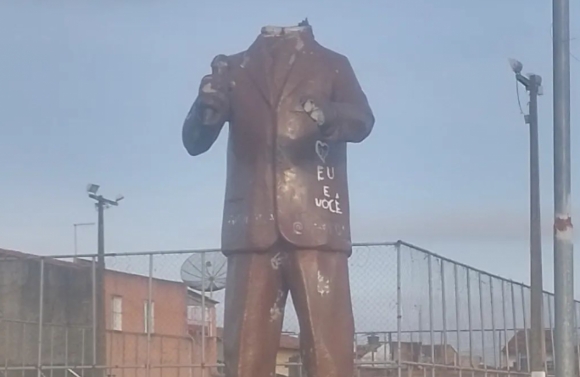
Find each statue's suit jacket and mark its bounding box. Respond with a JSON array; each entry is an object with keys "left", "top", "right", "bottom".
[{"left": 183, "top": 29, "right": 374, "bottom": 255}]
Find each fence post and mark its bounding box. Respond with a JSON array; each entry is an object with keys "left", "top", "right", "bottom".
[
  {"left": 3, "top": 315, "right": 8, "bottom": 376},
  {"left": 201, "top": 251, "right": 206, "bottom": 377},
  {"left": 427, "top": 255, "right": 435, "bottom": 377},
  {"left": 37, "top": 258, "right": 45, "bottom": 377},
  {"left": 521, "top": 286, "right": 531, "bottom": 372},
  {"left": 501, "top": 281, "right": 510, "bottom": 372},
  {"left": 467, "top": 270, "right": 473, "bottom": 373},
  {"left": 92, "top": 257, "right": 97, "bottom": 369},
  {"left": 547, "top": 295, "right": 555, "bottom": 371},
  {"left": 489, "top": 277, "right": 497, "bottom": 368},
  {"left": 147, "top": 254, "right": 153, "bottom": 377},
  {"left": 440, "top": 260, "right": 448, "bottom": 366},
  {"left": 510, "top": 284, "right": 519, "bottom": 371},
  {"left": 478, "top": 273, "right": 487, "bottom": 375},
  {"left": 396, "top": 242, "right": 402, "bottom": 377},
  {"left": 454, "top": 265, "right": 462, "bottom": 377}
]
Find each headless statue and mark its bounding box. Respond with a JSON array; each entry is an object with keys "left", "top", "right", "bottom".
[{"left": 183, "top": 21, "right": 375, "bottom": 377}]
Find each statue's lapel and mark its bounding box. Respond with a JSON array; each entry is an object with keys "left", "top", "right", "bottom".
[
  {"left": 241, "top": 40, "right": 272, "bottom": 107},
  {"left": 278, "top": 40, "right": 319, "bottom": 105}
]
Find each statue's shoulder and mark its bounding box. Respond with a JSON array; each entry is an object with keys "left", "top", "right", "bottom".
[
  {"left": 313, "top": 43, "right": 350, "bottom": 68},
  {"left": 212, "top": 51, "right": 246, "bottom": 68}
]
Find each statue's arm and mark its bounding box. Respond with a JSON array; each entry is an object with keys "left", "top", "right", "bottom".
[
  {"left": 182, "top": 96, "right": 228, "bottom": 156},
  {"left": 305, "top": 56, "right": 375, "bottom": 143},
  {"left": 182, "top": 56, "right": 231, "bottom": 156}
]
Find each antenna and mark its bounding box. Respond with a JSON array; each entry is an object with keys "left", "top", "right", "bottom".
[{"left": 180, "top": 253, "right": 227, "bottom": 297}]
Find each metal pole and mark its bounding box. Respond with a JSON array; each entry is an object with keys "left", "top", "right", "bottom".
[
  {"left": 521, "top": 286, "right": 531, "bottom": 373},
  {"left": 81, "top": 329, "right": 86, "bottom": 377},
  {"left": 478, "top": 273, "right": 487, "bottom": 375},
  {"left": 396, "top": 243, "right": 402, "bottom": 377},
  {"left": 467, "top": 270, "right": 473, "bottom": 370},
  {"left": 201, "top": 252, "right": 206, "bottom": 377},
  {"left": 510, "top": 284, "right": 520, "bottom": 371},
  {"left": 547, "top": 295, "right": 555, "bottom": 370},
  {"left": 147, "top": 254, "right": 153, "bottom": 377},
  {"left": 96, "top": 200, "right": 106, "bottom": 377},
  {"left": 553, "top": 0, "right": 573, "bottom": 376},
  {"left": 37, "top": 259, "right": 45, "bottom": 377},
  {"left": 489, "top": 277, "right": 498, "bottom": 368},
  {"left": 575, "top": 303, "right": 580, "bottom": 375},
  {"left": 454, "top": 265, "right": 462, "bottom": 376},
  {"left": 501, "top": 282, "right": 510, "bottom": 372},
  {"left": 427, "top": 255, "right": 435, "bottom": 377},
  {"left": 440, "top": 261, "right": 448, "bottom": 366},
  {"left": 527, "top": 73, "right": 545, "bottom": 377},
  {"left": 92, "top": 257, "right": 97, "bottom": 366},
  {"left": 74, "top": 224, "right": 78, "bottom": 257}
]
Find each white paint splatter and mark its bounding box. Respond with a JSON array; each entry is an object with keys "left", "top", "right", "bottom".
[
  {"left": 289, "top": 54, "right": 296, "bottom": 65},
  {"left": 317, "top": 271, "right": 330, "bottom": 296},
  {"left": 269, "top": 290, "right": 286, "bottom": 322},
  {"left": 201, "top": 83, "right": 216, "bottom": 93},
  {"left": 271, "top": 253, "right": 283, "bottom": 270},
  {"left": 293, "top": 222, "right": 303, "bottom": 235},
  {"left": 310, "top": 108, "right": 325, "bottom": 125},
  {"left": 270, "top": 304, "right": 282, "bottom": 322},
  {"left": 295, "top": 37, "right": 304, "bottom": 51},
  {"left": 240, "top": 55, "right": 250, "bottom": 68},
  {"left": 261, "top": 25, "right": 308, "bottom": 37},
  {"left": 304, "top": 100, "right": 325, "bottom": 126},
  {"left": 284, "top": 118, "right": 300, "bottom": 139},
  {"left": 278, "top": 168, "right": 297, "bottom": 196}
]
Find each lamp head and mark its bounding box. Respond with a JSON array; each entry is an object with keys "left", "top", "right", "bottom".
[
  {"left": 509, "top": 58, "right": 523, "bottom": 74},
  {"left": 86, "top": 184, "right": 100, "bottom": 195}
]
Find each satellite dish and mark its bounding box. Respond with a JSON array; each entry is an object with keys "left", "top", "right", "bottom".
[{"left": 180, "top": 253, "right": 227, "bottom": 296}]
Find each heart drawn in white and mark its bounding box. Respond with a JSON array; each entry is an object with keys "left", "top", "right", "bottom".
[{"left": 315, "top": 140, "right": 329, "bottom": 163}]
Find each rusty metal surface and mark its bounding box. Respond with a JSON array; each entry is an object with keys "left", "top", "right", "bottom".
[
  {"left": 222, "top": 242, "right": 354, "bottom": 376},
  {"left": 182, "top": 23, "right": 374, "bottom": 377}
]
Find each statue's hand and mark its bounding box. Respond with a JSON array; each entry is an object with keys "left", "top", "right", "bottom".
[
  {"left": 301, "top": 98, "right": 337, "bottom": 135},
  {"left": 197, "top": 73, "right": 231, "bottom": 126}
]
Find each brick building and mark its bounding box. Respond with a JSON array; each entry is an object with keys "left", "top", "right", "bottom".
[
  {"left": 0, "top": 248, "right": 217, "bottom": 377},
  {"left": 104, "top": 269, "right": 218, "bottom": 377}
]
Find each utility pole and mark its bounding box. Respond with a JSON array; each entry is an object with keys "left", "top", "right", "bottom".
[
  {"left": 552, "top": 0, "right": 574, "bottom": 375},
  {"left": 87, "top": 184, "right": 124, "bottom": 376},
  {"left": 509, "top": 59, "right": 545, "bottom": 376}
]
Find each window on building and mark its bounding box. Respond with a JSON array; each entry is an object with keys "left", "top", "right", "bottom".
[
  {"left": 187, "top": 305, "right": 210, "bottom": 324},
  {"left": 187, "top": 305, "right": 214, "bottom": 336},
  {"left": 111, "top": 296, "right": 123, "bottom": 331},
  {"left": 143, "top": 301, "right": 155, "bottom": 333}
]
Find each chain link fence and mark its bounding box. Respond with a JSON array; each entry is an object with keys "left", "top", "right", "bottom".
[{"left": 0, "top": 241, "right": 578, "bottom": 377}]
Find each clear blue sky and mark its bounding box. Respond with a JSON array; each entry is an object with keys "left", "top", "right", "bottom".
[{"left": 0, "top": 0, "right": 578, "bottom": 292}]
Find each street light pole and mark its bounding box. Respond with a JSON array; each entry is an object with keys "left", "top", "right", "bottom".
[
  {"left": 86, "top": 184, "right": 123, "bottom": 376},
  {"left": 509, "top": 60, "right": 545, "bottom": 376},
  {"left": 527, "top": 74, "right": 545, "bottom": 377},
  {"left": 552, "top": 0, "right": 573, "bottom": 375},
  {"left": 73, "top": 222, "right": 95, "bottom": 257}
]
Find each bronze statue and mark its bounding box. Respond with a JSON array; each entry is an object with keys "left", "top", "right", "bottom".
[{"left": 183, "top": 22, "right": 374, "bottom": 377}]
